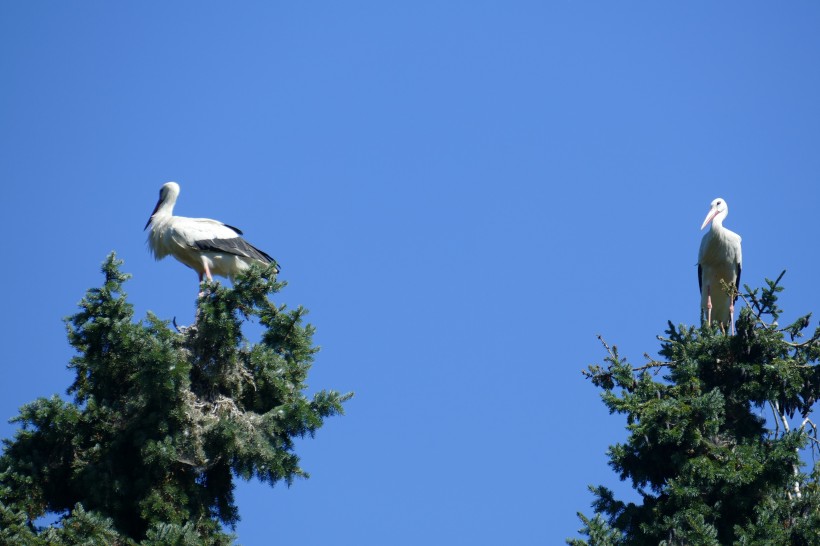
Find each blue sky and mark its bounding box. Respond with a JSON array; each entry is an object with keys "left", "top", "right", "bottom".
[{"left": 2, "top": 3, "right": 820, "bottom": 544}]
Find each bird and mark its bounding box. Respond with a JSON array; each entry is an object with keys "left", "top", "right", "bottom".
[
  {"left": 145, "top": 182, "right": 279, "bottom": 284},
  {"left": 698, "top": 197, "right": 742, "bottom": 334}
]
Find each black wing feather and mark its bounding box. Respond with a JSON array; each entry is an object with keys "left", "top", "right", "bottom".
[
  {"left": 734, "top": 263, "right": 742, "bottom": 303},
  {"left": 698, "top": 264, "right": 702, "bottom": 295},
  {"left": 222, "top": 223, "right": 244, "bottom": 235},
  {"left": 194, "top": 237, "right": 280, "bottom": 273}
]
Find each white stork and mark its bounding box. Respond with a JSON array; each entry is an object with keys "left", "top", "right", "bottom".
[
  {"left": 145, "top": 182, "right": 279, "bottom": 284},
  {"left": 698, "top": 197, "right": 742, "bottom": 334}
]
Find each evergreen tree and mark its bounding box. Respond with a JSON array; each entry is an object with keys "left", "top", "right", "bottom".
[
  {"left": 0, "top": 253, "right": 352, "bottom": 544},
  {"left": 570, "top": 274, "right": 820, "bottom": 545}
]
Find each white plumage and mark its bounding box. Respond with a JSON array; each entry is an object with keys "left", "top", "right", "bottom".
[
  {"left": 145, "top": 182, "right": 279, "bottom": 283},
  {"left": 698, "top": 197, "right": 742, "bottom": 333}
]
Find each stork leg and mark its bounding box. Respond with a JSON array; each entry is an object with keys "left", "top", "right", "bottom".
[
  {"left": 729, "top": 300, "right": 735, "bottom": 335},
  {"left": 197, "top": 262, "right": 215, "bottom": 299},
  {"left": 201, "top": 259, "right": 213, "bottom": 282},
  {"left": 706, "top": 285, "right": 712, "bottom": 327},
  {"left": 196, "top": 260, "right": 215, "bottom": 297}
]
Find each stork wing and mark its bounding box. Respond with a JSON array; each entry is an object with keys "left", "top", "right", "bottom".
[
  {"left": 164, "top": 216, "right": 280, "bottom": 272},
  {"left": 193, "top": 236, "right": 280, "bottom": 274},
  {"left": 194, "top": 237, "right": 273, "bottom": 262},
  {"left": 169, "top": 217, "right": 243, "bottom": 240},
  {"left": 698, "top": 264, "right": 702, "bottom": 294}
]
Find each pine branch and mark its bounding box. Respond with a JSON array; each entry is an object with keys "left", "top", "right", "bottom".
[
  {"left": 574, "top": 275, "right": 820, "bottom": 545},
  {"left": 0, "top": 254, "right": 351, "bottom": 542}
]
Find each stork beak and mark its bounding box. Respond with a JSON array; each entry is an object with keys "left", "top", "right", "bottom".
[
  {"left": 144, "top": 198, "right": 162, "bottom": 230},
  {"left": 700, "top": 207, "right": 719, "bottom": 230}
]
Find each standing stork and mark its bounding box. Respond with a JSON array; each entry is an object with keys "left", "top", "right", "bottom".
[
  {"left": 145, "top": 182, "right": 279, "bottom": 285},
  {"left": 698, "top": 197, "right": 742, "bottom": 334}
]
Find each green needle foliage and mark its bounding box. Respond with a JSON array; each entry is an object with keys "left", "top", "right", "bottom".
[
  {"left": 0, "top": 253, "right": 352, "bottom": 544},
  {"left": 570, "top": 274, "right": 820, "bottom": 546}
]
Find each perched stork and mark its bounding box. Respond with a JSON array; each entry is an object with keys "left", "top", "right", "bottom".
[
  {"left": 698, "top": 197, "right": 742, "bottom": 334},
  {"left": 145, "top": 182, "right": 279, "bottom": 284}
]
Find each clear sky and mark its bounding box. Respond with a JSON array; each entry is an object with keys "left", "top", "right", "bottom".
[{"left": 2, "top": 3, "right": 820, "bottom": 544}]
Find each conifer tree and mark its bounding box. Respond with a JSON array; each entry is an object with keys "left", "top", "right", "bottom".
[
  {"left": 570, "top": 274, "right": 820, "bottom": 545},
  {"left": 0, "top": 253, "right": 352, "bottom": 544}
]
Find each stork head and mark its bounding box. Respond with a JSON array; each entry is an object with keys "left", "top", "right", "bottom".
[
  {"left": 700, "top": 197, "right": 728, "bottom": 230},
  {"left": 145, "top": 182, "right": 181, "bottom": 230}
]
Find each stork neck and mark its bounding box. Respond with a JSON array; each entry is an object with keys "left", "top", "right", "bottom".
[
  {"left": 153, "top": 200, "right": 176, "bottom": 219},
  {"left": 710, "top": 213, "right": 725, "bottom": 231}
]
